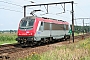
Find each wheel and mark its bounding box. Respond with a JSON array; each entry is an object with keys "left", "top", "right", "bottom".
[
  {"left": 50, "top": 37, "right": 52, "bottom": 42},
  {"left": 20, "top": 44, "right": 26, "bottom": 48},
  {"left": 64, "top": 35, "right": 67, "bottom": 41}
]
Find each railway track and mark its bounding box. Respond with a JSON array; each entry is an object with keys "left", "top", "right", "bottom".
[
  {"left": 0, "top": 33, "right": 90, "bottom": 60},
  {"left": 0, "top": 44, "right": 23, "bottom": 60}
]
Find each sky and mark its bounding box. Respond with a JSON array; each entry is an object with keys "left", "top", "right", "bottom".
[{"left": 0, "top": 0, "right": 90, "bottom": 30}]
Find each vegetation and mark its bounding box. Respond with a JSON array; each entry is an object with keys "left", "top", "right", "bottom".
[
  {"left": 0, "top": 30, "right": 17, "bottom": 33},
  {"left": 20, "top": 38, "right": 90, "bottom": 60},
  {"left": 0, "top": 33, "right": 17, "bottom": 45},
  {"left": 70, "top": 25, "right": 90, "bottom": 33},
  {"left": 74, "top": 33, "right": 85, "bottom": 36}
]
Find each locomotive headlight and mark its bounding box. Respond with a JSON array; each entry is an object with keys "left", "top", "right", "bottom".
[
  {"left": 26, "top": 31, "right": 29, "bottom": 33},
  {"left": 19, "top": 34, "right": 21, "bottom": 35},
  {"left": 31, "top": 33, "right": 32, "bottom": 35}
]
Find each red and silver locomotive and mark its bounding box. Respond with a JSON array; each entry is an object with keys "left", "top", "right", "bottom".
[{"left": 16, "top": 16, "right": 70, "bottom": 47}]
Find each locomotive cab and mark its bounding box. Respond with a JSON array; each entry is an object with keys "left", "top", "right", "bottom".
[
  {"left": 18, "top": 16, "right": 35, "bottom": 36},
  {"left": 16, "top": 16, "right": 35, "bottom": 46}
]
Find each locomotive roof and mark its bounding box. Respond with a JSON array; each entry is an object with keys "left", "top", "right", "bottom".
[
  {"left": 21, "top": 16, "right": 36, "bottom": 20},
  {"left": 22, "top": 16, "right": 67, "bottom": 22}
]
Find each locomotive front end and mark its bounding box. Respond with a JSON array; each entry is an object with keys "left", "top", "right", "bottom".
[{"left": 16, "top": 16, "right": 35, "bottom": 46}]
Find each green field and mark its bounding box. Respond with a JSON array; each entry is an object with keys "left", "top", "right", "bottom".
[
  {"left": 20, "top": 38, "right": 90, "bottom": 60},
  {"left": 0, "top": 32, "right": 83, "bottom": 45},
  {"left": 0, "top": 33, "right": 17, "bottom": 45}
]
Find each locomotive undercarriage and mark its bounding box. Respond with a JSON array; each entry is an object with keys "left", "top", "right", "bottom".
[
  {"left": 16, "top": 35, "right": 70, "bottom": 47},
  {"left": 16, "top": 36, "right": 54, "bottom": 47},
  {"left": 16, "top": 36, "right": 35, "bottom": 47}
]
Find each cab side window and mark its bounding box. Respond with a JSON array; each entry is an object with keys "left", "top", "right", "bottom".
[{"left": 39, "top": 22, "right": 44, "bottom": 31}]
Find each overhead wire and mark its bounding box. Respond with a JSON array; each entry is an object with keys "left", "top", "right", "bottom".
[
  {"left": 39, "top": 12, "right": 71, "bottom": 22},
  {"left": 38, "top": 4, "right": 71, "bottom": 20},
  {"left": 0, "top": 7, "right": 23, "bottom": 13},
  {"left": 23, "top": 0, "right": 35, "bottom": 3},
  {"left": 75, "top": 4, "right": 90, "bottom": 18},
  {"left": 0, "top": 0, "right": 73, "bottom": 20},
  {"left": 0, "top": 0, "right": 34, "bottom": 13},
  {"left": 0, "top": 0, "right": 23, "bottom": 8},
  {"left": 48, "top": 5, "right": 65, "bottom": 14},
  {"left": 70, "top": 0, "right": 90, "bottom": 18},
  {"left": 74, "top": 4, "right": 90, "bottom": 26},
  {"left": 66, "top": 0, "right": 90, "bottom": 26},
  {"left": 0, "top": 0, "right": 23, "bottom": 13}
]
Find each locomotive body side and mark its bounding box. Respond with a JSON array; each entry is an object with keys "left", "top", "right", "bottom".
[{"left": 34, "top": 17, "right": 70, "bottom": 41}]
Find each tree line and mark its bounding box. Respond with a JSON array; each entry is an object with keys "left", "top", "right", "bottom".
[{"left": 0, "top": 30, "right": 17, "bottom": 33}]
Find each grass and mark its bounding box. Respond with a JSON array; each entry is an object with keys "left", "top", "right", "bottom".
[
  {"left": 0, "top": 32, "right": 82, "bottom": 45},
  {"left": 20, "top": 38, "right": 90, "bottom": 60},
  {"left": 0, "top": 33, "right": 17, "bottom": 45},
  {"left": 74, "top": 32, "right": 85, "bottom": 36}
]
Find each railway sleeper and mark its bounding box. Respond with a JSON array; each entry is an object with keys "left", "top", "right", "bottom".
[{"left": 0, "top": 53, "right": 10, "bottom": 60}]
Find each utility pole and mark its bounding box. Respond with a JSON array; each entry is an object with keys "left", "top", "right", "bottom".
[
  {"left": 76, "top": 18, "right": 90, "bottom": 34},
  {"left": 85, "top": 23, "right": 90, "bottom": 33},
  {"left": 83, "top": 19, "right": 84, "bottom": 35},
  {"left": 89, "top": 23, "right": 90, "bottom": 32},
  {"left": 71, "top": 1, "right": 74, "bottom": 43}
]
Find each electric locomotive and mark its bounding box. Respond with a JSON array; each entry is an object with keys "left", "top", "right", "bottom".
[{"left": 16, "top": 16, "right": 70, "bottom": 47}]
